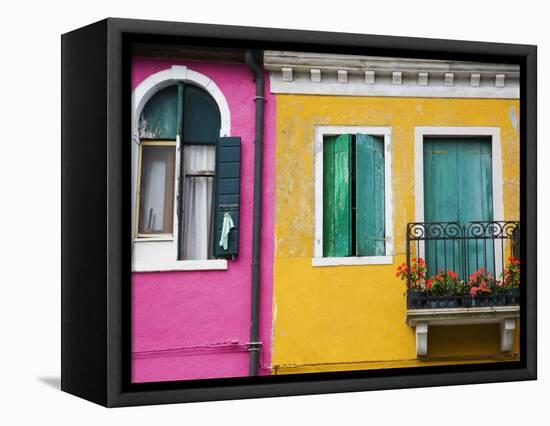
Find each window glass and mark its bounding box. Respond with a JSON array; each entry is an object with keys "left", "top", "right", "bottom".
[
  {"left": 181, "top": 145, "right": 216, "bottom": 260},
  {"left": 138, "top": 144, "right": 176, "bottom": 235}
]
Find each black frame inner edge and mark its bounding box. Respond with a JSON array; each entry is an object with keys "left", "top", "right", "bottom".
[{"left": 109, "top": 18, "right": 536, "bottom": 405}]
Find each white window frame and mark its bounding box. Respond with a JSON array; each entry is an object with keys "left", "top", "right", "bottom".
[
  {"left": 312, "top": 125, "right": 393, "bottom": 267},
  {"left": 131, "top": 65, "right": 231, "bottom": 272},
  {"left": 414, "top": 126, "right": 505, "bottom": 277},
  {"left": 135, "top": 140, "right": 177, "bottom": 240}
]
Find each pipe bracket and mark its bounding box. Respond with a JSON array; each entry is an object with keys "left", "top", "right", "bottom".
[{"left": 247, "top": 342, "right": 262, "bottom": 352}]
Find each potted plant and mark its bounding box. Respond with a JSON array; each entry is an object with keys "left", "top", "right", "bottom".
[
  {"left": 488, "top": 275, "right": 509, "bottom": 306},
  {"left": 453, "top": 277, "right": 469, "bottom": 306},
  {"left": 397, "top": 258, "right": 428, "bottom": 308},
  {"left": 502, "top": 255, "right": 520, "bottom": 304},
  {"left": 467, "top": 268, "right": 494, "bottom": 307},
  {"left": 428, "top": 270, "right": 463, "bottom": 308}
]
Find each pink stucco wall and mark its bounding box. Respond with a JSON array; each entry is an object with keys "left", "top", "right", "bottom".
[{"left": 131, "top": 57, "right": 275, "bottom": 382}]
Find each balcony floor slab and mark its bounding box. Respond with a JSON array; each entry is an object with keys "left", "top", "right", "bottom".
[{"left": 406, "top": 306, "right": 519, "bottom": 356}]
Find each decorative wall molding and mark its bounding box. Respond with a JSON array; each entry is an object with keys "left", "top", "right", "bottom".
[
  {"left": 365, "top": 70, "right": 375, "bottom": 84},
  {"left": 264, "top": 51, "right": 519, "bottom": 99},
  {"left": 392, "top": 71, "right": 402, "bottom": 85},
  {"left": 282, "top": 67, "right": 293, "bottom": 82},
  {"left": 337, "top": 69, "right": 348, "bottom": 83},
  {"left": 311, "top": 68, "right": 321, "bottom": 83},
  {"left": 418, "top": 72, "right": 428, "bottom": 86}
]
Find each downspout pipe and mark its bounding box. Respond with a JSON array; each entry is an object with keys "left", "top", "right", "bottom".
[{"left": 245, "top": 49, "right": 265, "bottom": 376}]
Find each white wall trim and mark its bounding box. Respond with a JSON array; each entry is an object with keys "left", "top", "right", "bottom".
[
  {"left": 133, "top": 259, "right": 228, "bottom": 273},
  {"left": 268, "top": 77, "right": 519, "bottom": 99},
  {"left": 131, "top": 66, "right": 231, "bottom": 141},
  {"left": 413, "top": 126, "right": 505, "bottom": 273},
  {"left": 313, "top": 126, "right": 393, "bottom": 265},
  {"left": 264, "top": 51, "right": 519, "bottom": 99},
  {"left": 131, "top": 65, "right": 232, "bottom": 272},
  {"left": 312, "top": 256, "right": 393, "bottom": 267}
]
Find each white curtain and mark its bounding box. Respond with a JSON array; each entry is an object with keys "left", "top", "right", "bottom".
[{"left": 181, "top": 145, "right": 216, "bottom": 260}]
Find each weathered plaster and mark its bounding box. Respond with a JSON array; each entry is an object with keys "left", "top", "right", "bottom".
[
  {"left": 272, "top": 95, "right": 520, "bottom": 373},
  {"left": 509, "top": 105, "right": 519, "bottom": 131}
]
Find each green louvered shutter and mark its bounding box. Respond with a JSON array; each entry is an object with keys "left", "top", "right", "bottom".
[
  {"left": 356, "top": 134, "right": 385, "bottom": 256},
  {"left": 213, "top": 137, "right": 241, "bottom": 258},
  {"left": 323, "top": 134, "right": 352, "bottom": 257}
]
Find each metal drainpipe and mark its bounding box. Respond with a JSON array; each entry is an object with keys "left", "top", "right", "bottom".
[{"left": 245, "top": 49, "right": 265, "bottom": 376}]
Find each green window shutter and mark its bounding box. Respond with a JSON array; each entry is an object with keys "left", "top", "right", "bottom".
[
  {"left": 323, "top": 134, "right": 352, "bottom": 257},
  {"left": 424, "top": 137, "right": 493, "bottom": 277},
  {"left": 213, "top": 137, "right": 241, "bottom": 258},
  {"left": 356, "top": 134, "right": 385, "bottom": 256}
]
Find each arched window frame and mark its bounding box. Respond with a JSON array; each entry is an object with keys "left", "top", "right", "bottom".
[{"left": 131, "top": 65, "right": 231, "bottom": 272}]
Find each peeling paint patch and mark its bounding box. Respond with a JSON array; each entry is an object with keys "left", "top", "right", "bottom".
[{"left": 509, "top": 106, "right": 519, "bottom": 131}]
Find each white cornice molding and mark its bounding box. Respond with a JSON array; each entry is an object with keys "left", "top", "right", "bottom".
[{"left": 264, "top": 51, "right": 519, "bottom": 99}]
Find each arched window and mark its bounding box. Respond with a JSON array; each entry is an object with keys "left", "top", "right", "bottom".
[{"left": 136, "top": 83, "right": 223, "bottom": 260}]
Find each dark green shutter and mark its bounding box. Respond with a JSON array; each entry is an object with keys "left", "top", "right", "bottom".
[
  {"left": 213, "top": 137, "right": 241, "bottom": 258},
  {"left": 323, "top": 134, "right": 352, "bottom": 257},
  {"left": 356, "top": 134, "right": 385, "bottom": 256}
]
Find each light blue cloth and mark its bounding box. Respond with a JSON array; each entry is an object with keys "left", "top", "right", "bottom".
[{"left": 219, "top": 212, "right": 234, "bottom": 250}]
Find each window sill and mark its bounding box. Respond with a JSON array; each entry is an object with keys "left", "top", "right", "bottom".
[
  {"left": 134, "top": 235, "right": 174, "bottom": 242},
  {"left": 311, "top": 256, "right": 393, "bottom": 267},
  {"left": 133, "top": 259, "right": 228, "bottom": 272}
]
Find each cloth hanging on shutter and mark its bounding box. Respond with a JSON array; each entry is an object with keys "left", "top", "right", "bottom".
[{"left": 219, "top": 212, "right": 235, "bottom": 250}]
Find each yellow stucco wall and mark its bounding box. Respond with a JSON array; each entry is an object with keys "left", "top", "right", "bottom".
[{"left": 272, "top": 95, "right": 520, "bottom": 374}]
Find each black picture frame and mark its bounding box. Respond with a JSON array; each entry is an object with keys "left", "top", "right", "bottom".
[{"left": 61, "top": 17, "right": 537, "bottom": 407}]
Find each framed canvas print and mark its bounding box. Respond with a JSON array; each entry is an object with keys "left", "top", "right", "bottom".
[{"left": 61, "top": 18, "right": 537, "bottom": 407}]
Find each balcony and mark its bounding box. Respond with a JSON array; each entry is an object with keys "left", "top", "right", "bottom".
[{"left": 404, "top": 221, "right": 520, "bottom": 356}]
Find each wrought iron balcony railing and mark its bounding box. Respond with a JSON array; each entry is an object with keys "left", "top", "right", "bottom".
[{"left": 405, "top": 221, "right": 520, "bottom": 309}]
